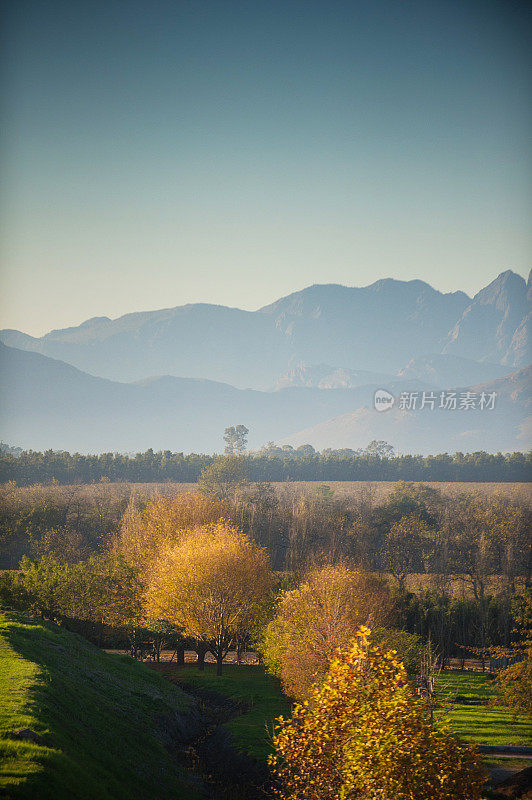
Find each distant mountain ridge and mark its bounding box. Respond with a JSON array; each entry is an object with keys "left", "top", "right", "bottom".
[
  {"left": 279, "top": 365, "right": 532, "bottom": 455},
  {"left": 0, "top": 342, "right": 529, "bottom": 454},
  {"left": 442, "top": 270, "right": 529, "bottom": 366},
  {"left": 1, "top": 270, "right": 530, "bottom": 454},
  {"left": 2, "top": 271, "right": 530, "bottom": 389}
]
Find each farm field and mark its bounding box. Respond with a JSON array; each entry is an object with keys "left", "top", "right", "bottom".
[{"left": 268, "top": 480, "right": 532, "bottom": 502}]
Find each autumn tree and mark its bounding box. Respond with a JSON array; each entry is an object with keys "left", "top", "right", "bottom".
[
  {"left": 262, "top": 564, "right": 390, "bottom": 700},
  {"left": 371, "top": 626, "right": 427, "bottom": 673},
  {"left": 384, "top": 514, "right": 431, "bottom": 591},
  {"left": 445, "top": 494, "right": 498, "bottom": 603},
  {"left": 111, "top": 491, "right": 227, "bottom": 580},
  {"left": 145, "top": 522, "right": 272, "bottom": 674},
  {"left": 270, "top": 626, "right": 486, "bottom": 800}
]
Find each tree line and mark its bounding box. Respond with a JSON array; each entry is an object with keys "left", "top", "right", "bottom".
[
  {"left": 1, "top": 482, "right": 530, "bottom": 660},
  {"left": 0, "top": 446, "right": 530, "bottom": 485}
]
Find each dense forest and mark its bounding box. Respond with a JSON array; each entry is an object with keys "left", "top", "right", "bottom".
[{"left": 0, "top": 446, "right": 530, "bottom": 485}]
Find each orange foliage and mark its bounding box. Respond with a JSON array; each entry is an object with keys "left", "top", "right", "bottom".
[
  {"left": 145, "top": 521, "right": 273, "bottom": 673},
  {"left": 263, "top": 564, "right": 390, "bottom": 700},
  {"left": 111, "top": 491, "right": 228, "bottom": 578}
]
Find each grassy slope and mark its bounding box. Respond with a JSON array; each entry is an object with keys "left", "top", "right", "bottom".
[
  {"left": 173, "top": 665, "right": 291, "bottom": 761},
  {"left": 0, "top": 614, "right": 202, "bottom": 800},
  {"left": 437, "top": 671, "right": 532, "bottom": 747}
]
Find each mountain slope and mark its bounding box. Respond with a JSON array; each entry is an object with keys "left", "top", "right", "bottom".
[
  {"left": 443, "top": 271, "right": 530, "bottom": 365},
  {"left": 396, "top": 354, "right": 510, "bottom": 388},
  {"left": 278, "top": 366, "right": 532, "bottom": 455},
  {"left": 274, "top": 363, "right": 395, "bottom": 390},
  {"left": 0, "top": 344, "right": 424, "bottom": 453},
  {"left": 277, "top": 354, "right": 510, "bottom": 390},
  {"left": 3, "top": 272, "right": 528, "bottom": 388}
]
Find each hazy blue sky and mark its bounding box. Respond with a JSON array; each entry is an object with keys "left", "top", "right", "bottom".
[{"left": 1, "top": 0, "right": 530, "bottom": 336}]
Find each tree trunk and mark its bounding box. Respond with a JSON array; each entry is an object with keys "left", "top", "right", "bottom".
[
  {"left": 176, "top": 645, "right": 185, "bottom": 665},
  {"left": 216, "top": 650, "right": 223, "bottom": 676},
  {"left": 197, "top": 645, "right": 207, "bottom": 671}
]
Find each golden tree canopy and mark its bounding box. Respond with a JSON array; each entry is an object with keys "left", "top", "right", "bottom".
[
  {"left": 145, "top": 521, "right": 273, "bottom": 672},
  {"left": 263, "top": 564, "right": 389, "bottom": 700},
  {"left": 111, "top": 491, "right": 228, "bottom": 579},
  {"left": 270, "top": 627, "right": 486, "bottom": 800}
]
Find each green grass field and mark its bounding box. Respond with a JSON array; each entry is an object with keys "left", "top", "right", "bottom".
[
  {"left": 172, "top": 664, "right": 291, "bottom": 761},
  {"left": 0, "top": 614, "right": 202, "bottom": 800},
  {"left": 437, "top": 670, "right": 532, "bottom": 747}
]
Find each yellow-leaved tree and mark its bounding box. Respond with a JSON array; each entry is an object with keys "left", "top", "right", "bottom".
[
  {"left": 111, "top": 491, "right": 228, "bottom": 580},
  {"left": 270, "top": 626, "right": 486, "bottom": 800},
  {"left": 145, "top": 521, "right": 272, "bottom": 674},
  {"left": 262, "top": 564, "right": 389, "bottom": 700}
]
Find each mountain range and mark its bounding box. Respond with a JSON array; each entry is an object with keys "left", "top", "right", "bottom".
[
  {"left": 0, "top": 270, "right": 530, "bottom": 454},
  {"left": 1, "top": 270, "right": 529, "bottom": 389}
]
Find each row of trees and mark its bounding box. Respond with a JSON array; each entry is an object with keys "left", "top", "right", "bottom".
[
  {"left": 0, "top": 480, "right": 134, "bottom": 568},
  {"left": 3, "top": 488, "right": 529, "bottom": 663},
  {"left": 2, "top": 480, "right": 530, "bottom": 649},
  {"left": 0, "top": 447, "right": 530, "bottom": 484},
  {"left": 0, "top": 554, "right": 142, "bottom": 644},
  {"left": 0, "top": 517, "right": 272, "bottom": 676}
]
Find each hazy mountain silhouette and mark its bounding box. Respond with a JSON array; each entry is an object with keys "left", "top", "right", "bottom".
[
  {"left": 396, "top": 354, "right": 510, "bottom": 388},
  {"left": 274, "top": 363, "right": 395, "bottom": 390},
  {"left": 279, "top": 366, "right": 531, "bottom": 455},
  {"left": 0, "top": 343, "right": 528, "bottom": 454},
  {"left": 2, "top": 272, "right": 529, "bottom": 389},
  {"left": 0, "top": 344, "right": 424, "bottom": 453},
  {"left": 276, "top": 355, "right": 509, "bottom": 390}
]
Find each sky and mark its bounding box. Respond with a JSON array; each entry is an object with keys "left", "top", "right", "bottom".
[{"left": 1, "top": 0, "right": 531, "bottom": 336}]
